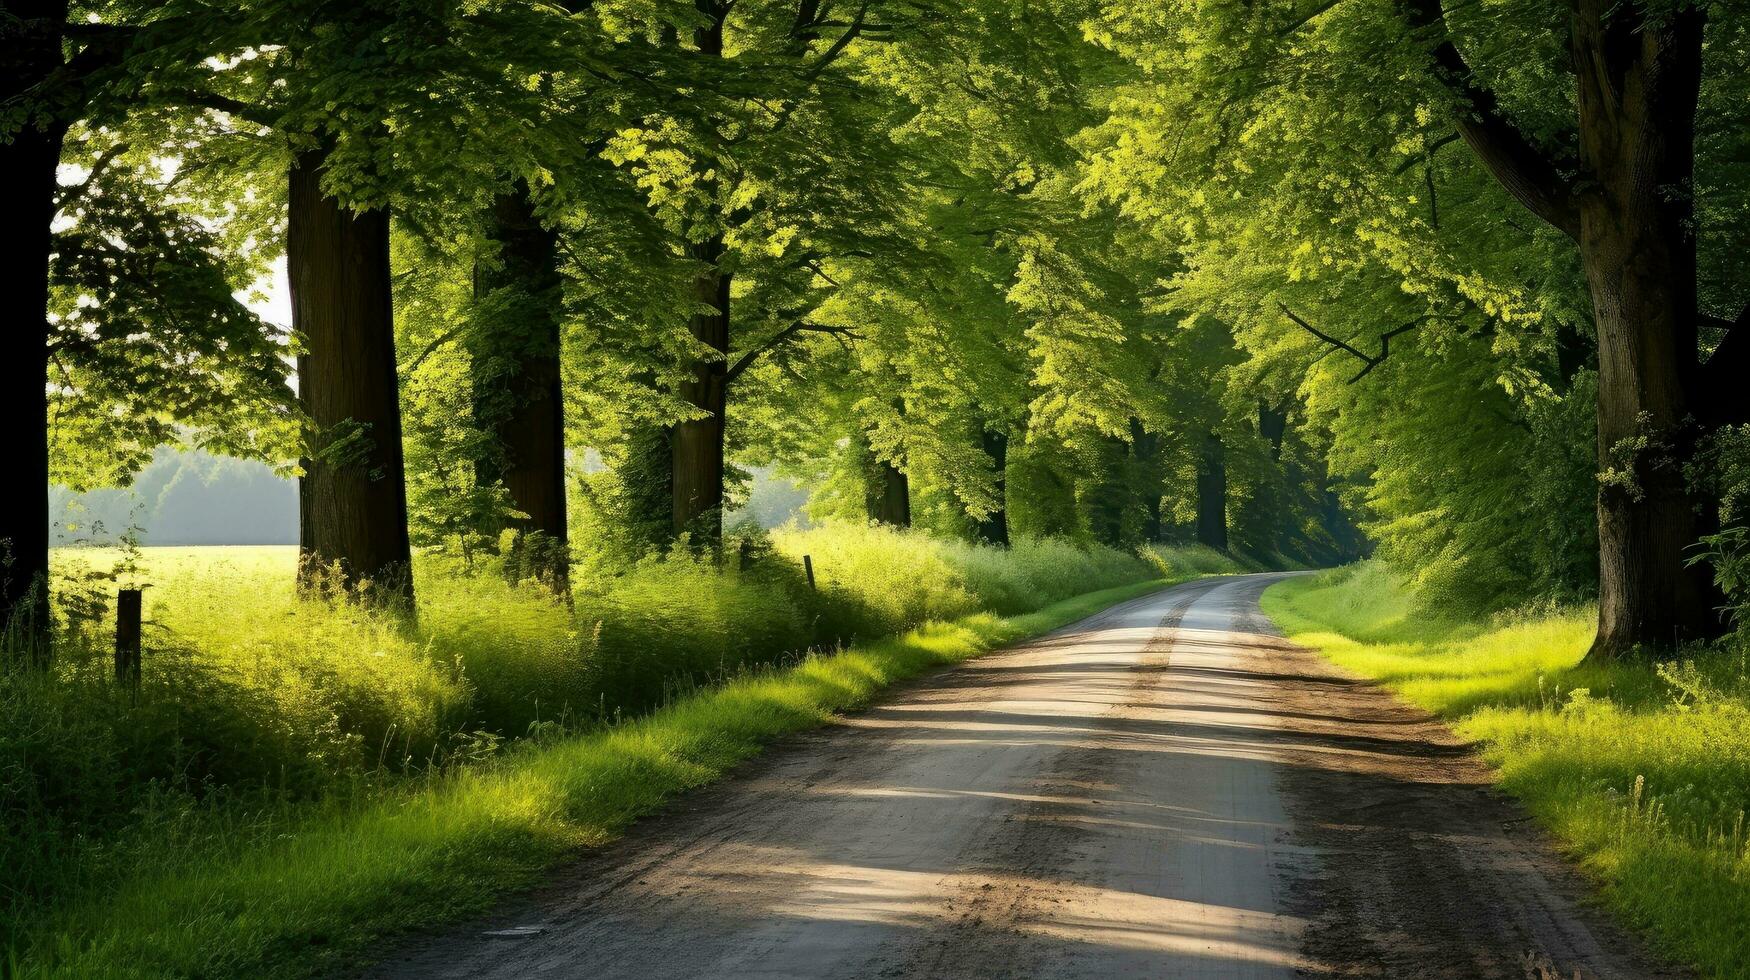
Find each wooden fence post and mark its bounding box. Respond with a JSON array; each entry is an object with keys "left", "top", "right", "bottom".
[
  {"left": 115, "top": 588, "right": 142, "bottom": 688},
  {"left": 803, "top": 555, "right": 816, "bottom": 589}
]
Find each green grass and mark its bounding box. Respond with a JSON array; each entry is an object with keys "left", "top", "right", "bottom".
[
  {"left": 12, "top": 577, "right": 1172, "bottom": 980},
  {"left": 1263, "top": 564, "right": 1750, "bottom": 980}
]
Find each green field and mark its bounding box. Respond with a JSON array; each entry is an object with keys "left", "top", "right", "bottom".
[{"left": 1264, "top": 565, "right": 1750, "bottom": 980}]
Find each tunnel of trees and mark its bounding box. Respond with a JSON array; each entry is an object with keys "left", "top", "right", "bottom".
[{"left": 3, "top": 0, "right": 1747, "bottom": 663}]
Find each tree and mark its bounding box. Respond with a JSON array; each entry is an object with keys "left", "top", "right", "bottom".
[
  {"left": 288, "top": 146, "right": 413, "bottom": 603},
  {"left": 1195, "top": 430, "right": 1227, "bottom": 551},
  {"left": 2, "top": 3, "right": 290, "bottom": 652},
  {"left": 974, "top": 430, "right": 1010, "bottom": 545},
  {"left": 1082, "top": 0, "right": 1748, "bottom": 643},
  {"left": 469, "top": 185, "right": 569, "bottom": 581},
  {"left": 188, "top": 0, "right": 588, "bottom": 600},
  {"left": 0, "top": 1, "right": 68, "bottom": 652},
  {"left": 1386, "top": 0, "right": 1740, "bottom": 655},
  {"left": 581, "top": 0, "right": 923, "bottom": 548}
]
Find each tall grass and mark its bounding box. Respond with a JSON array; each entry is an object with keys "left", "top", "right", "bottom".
[
  {"left": 770, "top": 525, "right": 1174, "bottom": 631},
  {"left": 1263, "top": 565, "right": 1750, "bottom": 980},
  {"left": 3, "top": 526, "right": 1194, "bottom": 969}
]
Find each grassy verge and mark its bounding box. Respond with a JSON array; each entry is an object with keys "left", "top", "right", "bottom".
[
  {"left": 1262, "top": 565, "right": 1750, "bottom": 980},
  {"left": 17, "top": 577, "right": 1173, "bottom": 979}
]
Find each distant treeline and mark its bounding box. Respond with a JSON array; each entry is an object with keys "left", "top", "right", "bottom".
[
  {"left": 51, "top": 449, "right": 297, "bottom": 546},
  {"left": 49, "top": 450, "right": 811, "bottom": 547}
]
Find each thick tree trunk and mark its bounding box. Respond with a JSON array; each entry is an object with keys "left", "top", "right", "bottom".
[
  {"left": 0, "top": 3, "right": 69, "bottom": 659},
  {"left": 289, "top": 149, "right": 414, "bottom": 606},
  {"left": 1571, "top": 3, "right": 1718, "bottom": 658},
  {"left": 472, "top": 186, "right": 568, "bottom": 582},
  {"left": 974, "top": 430, "right": 1010, "bottom": 546},
  {"left": 0, "top": 119, "right": 62, "bottom": 660},
  {"left": 672, "top": 233, "right": 730, "bottom": 544},
  {"left": 866, "top": 456, "right": 912, "bottom": 527},
  {"left": 672, "top": 1, "right": 731, "bottom": 547},
  {"left": 1196, "top": 430, "right": 1228, "bottom": 551}
]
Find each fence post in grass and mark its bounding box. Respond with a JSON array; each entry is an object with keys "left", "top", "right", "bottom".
[
  {"left": 115, "top": 588, "right": 143, "bottom": 688},
  {"left": 803, "top": 554, "right": 816, "bottom": 589}
]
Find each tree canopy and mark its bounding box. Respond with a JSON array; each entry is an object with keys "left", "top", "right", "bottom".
[{"left": 5, "top": 0, "right": 1747, "bottom": 657}]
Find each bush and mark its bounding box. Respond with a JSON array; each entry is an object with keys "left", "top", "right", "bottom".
[{"left": 1, "top": 551, "right": 472, "bottom": 953}]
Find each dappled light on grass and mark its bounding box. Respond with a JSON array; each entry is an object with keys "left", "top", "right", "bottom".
[{"left": 1264, "top": 566, "right": 1750, "bottom": 980}]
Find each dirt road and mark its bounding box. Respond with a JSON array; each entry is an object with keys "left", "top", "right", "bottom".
[{"left": 371, "top": 574, "right": 1674, "bottom": 979}]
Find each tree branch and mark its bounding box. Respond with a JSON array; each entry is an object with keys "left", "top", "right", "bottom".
[
  {"left": 1279, "top": 303, "right": 1428, "bottom": 382},
  {"left": 1700, "top": 303, "right": 1749, "bottom": 335},
  {"left": 1392, "top": 131, "right": 1458, "bottom": 175},
  {"left": 399, "top": 323, "right": 470, "bottom": 376},
  {"left": 724, "top": 321, "right": 862, "bottom": 386},
  {"left": 801, "top": 258, "right": 841, "bottom": 287},
  {"left": 1398, "top": 0, "right": 1580, "bottom": 239},
  {"left": 1700, "top": 302, "right": 1749, "bottom": 425},
  {"left": 1278, "top": 0, "right": 1351, "bottom": 37},
  {"left": 798, "top": 0, "right": 868, "bottom": 84},
  {"left": 53, "top": 139, "right": 131, "bottom": 211},
  {"left": 152, "top": 88, "right": 280, "bottom": 127}
]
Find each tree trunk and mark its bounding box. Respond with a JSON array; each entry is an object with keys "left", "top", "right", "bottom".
[
  {"left": 672, "top": 233, "right": 730, "bottom": 544},
  {"left": 1319, "top": 485, "right": 1365, "bottom": 562},
  {"left": 1196, "top": 430, "right": 1228, "bottom": 551},
  {"left": 1084, "top": 436, "right": 1130, "bottom": 548},
  {"left": 1128, "top": 418, "right": 1162, "bottom": 543},
  {"left": 1571, "top": 2, "right": 1717, "bottom": 658},
  {"left": 1258, "top": 401, "right": 1288, "bottom": 461},
  {"left": 974, "top": 430, "right": 1010, "bottom": 546},
  {"left": 672, "top": 1, "right": 731, "bottom": 547},
  {"left": 472, "top": 186, "right": 568, "bottom": 582},
  {"left": 1248, "top": 402, "right": 1293, "bottom": 554},
  {"left": 289, "top": 148, "right": 414, "bottom": 606},
  {"left": 0, "top": 114, "right": 63, "bottom": 661},
  {"left": 866, "top": 456, "right": 912, "bottom": 527}
]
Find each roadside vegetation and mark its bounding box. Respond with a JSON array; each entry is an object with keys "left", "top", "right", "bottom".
[
  {"left": 1264, "top": 565, "right": 1750, "bottom": 980},
  {"left": 3, "top": 533, "right": 1242, "bottom": 976}
]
